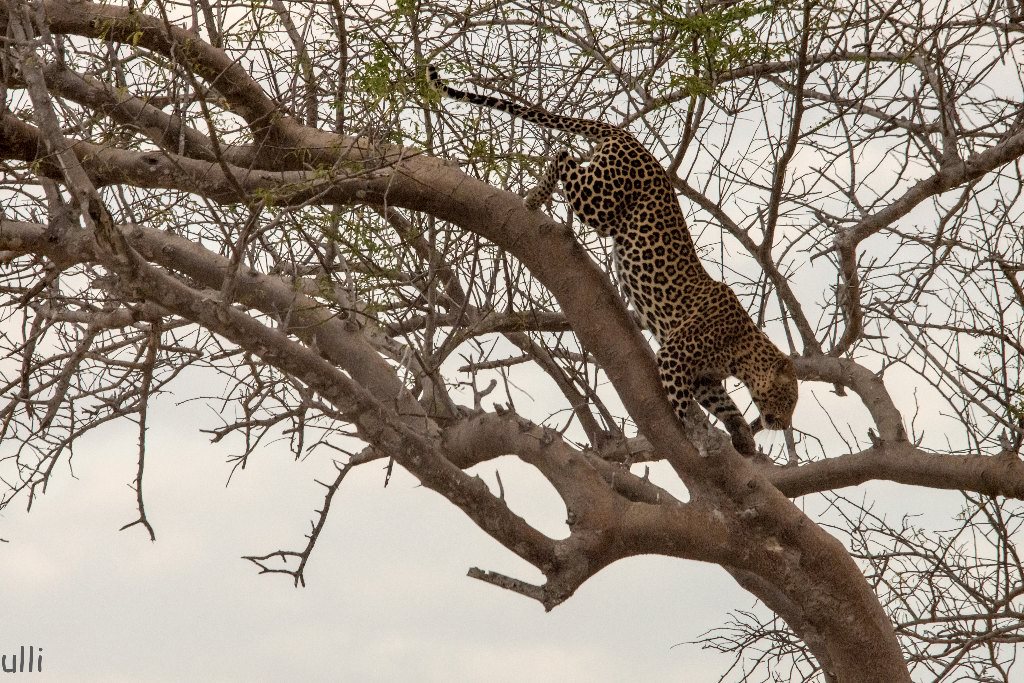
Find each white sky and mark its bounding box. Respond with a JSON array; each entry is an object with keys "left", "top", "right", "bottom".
[
  {"left": 0, "top": 349, "right": 975, "bottom": 681},
  {"left": 2, "top": 3, "right": 1010, "bottom": 677},
  {"left": 1, "top": 383, "right": 760, "bottom": 681}
]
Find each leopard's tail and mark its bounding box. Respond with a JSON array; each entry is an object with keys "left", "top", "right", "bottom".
[{"left": 427, "top": 64, "right": 619, "bottom": 140}]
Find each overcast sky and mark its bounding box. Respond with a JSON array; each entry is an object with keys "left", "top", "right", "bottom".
[
  {"left": 0, "top": 7, "right": 993, "bottom": 677},
  {"left": 0, "top": 396, "right": 738, "bottom": 681},
  {"left": 0, "top": 109, "right": 977, "bottom": 682},
  {"left": 1, "top": 342, "right": 749, "bottom": 682},
  {"left": 0, "top": 350, "right": 973, "bottom": 683}
]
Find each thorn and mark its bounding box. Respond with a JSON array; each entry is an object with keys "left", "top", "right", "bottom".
[{"left": 997, "top": 430, "right": 1020, "bottom": 460}]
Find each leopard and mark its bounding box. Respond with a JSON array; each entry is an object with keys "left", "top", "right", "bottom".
[{"left": 427, "top": 65, "right": 797, "bottom": 456}]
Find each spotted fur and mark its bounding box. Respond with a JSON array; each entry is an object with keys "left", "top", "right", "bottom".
[{"left": 428, "top": 65, "right": 797, "bottom": 454}]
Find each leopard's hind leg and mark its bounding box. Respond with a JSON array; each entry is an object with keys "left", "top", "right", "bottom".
[
  {"left": 524, "top": 146, "right": 629, "bottom": 237},
  {"left": 524, "top": 149, "right": 574, "bottom": 211}
]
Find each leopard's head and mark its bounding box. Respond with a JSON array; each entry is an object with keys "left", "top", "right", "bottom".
[{"left": 748, "top": 357, "right": 798, "bottom": 433}]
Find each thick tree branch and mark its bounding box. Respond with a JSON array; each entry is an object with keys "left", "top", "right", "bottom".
[{"left": 769, "top": 443, "right": 1024, "bottom": 499}]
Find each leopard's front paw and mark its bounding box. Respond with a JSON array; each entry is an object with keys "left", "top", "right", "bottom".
[{"left": 730, "top": 424, "right": 758, "bottom": 458}]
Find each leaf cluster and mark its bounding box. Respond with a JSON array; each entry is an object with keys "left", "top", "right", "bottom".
[{"left": 648, "top": 0, "right": 793, "bottom": 96}]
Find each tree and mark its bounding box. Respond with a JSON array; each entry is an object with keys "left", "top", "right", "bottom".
[{"left": 2, "top": 0, "right": 1024, "bottom": 680}]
